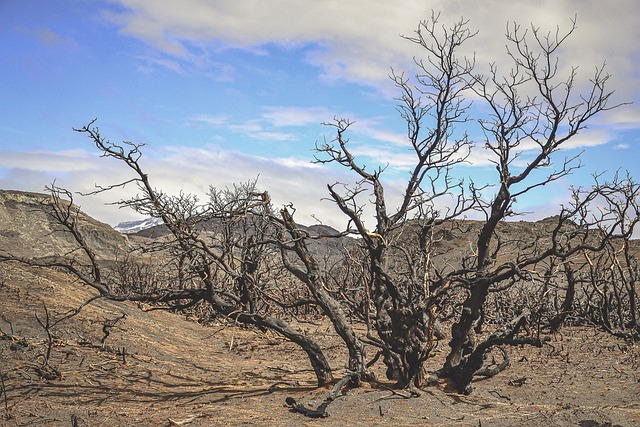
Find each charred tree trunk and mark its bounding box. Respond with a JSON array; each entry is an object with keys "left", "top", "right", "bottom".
[
  {"left": 622, "top": 244, "right": 638, "bottom": 333},
  {"left": 445, "top": 310, "right": 542, "bottom": 394},
  {"left": 548, "top": 263, "right": 577, "bottom": 332},
  {"left": 442, "top": 189, "right": 505, "bottom": 390},
  {"left": 369, "top": 245, "right": 437, "bottom": 388},
  {"left": 443, "top": 279, "right": 490, "bottom": 374},
  {"left": 280, "top": 208, "right": 370, "bottom": 382},
  {"left": 254, "top": 316, "right": 334, "bottom": 386}
]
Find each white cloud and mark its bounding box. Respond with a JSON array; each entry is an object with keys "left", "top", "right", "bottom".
[
  {"left": 103, "top": 0, "right": 640, "bottom": 168},
  {"left": 0, "top": 140, "right": 600, "bottom": 232},
  {"left": 190, "top": 107, "right": 330, "bottom": 142},
  {"left": 0, "top": 146, "right": 353, "bottom": 229},
  {"left": 250, "top": 131, "right": 297, "bottom": 142},
  {"left": 352, "top": 119, "right": 409, "bottom": 147},
  {"left": 135, "top": 55, "right": 187, "bottom": 75},
  {"left": 0, "top": 149, "right": 98, "bottom": 172},
  {"left": 272, "top": 156, "right": 322, "bottom": 170},
  {"left": 462, "top": 127, "right": 614, "bottom": 169},
  {"left": 104, "top": 0, "right": 640, "bottom": 110},
  {"left": 227, "top": 121, "right": 262, "bottom": 134},
  {"left": 226, "top": 120, "right": 297, "bottom": 141},
  {"left": 596, "top": 106, "right": 640, "bottom": 130}
]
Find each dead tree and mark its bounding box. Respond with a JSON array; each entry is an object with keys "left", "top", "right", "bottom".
[
  {"left": 315, "top": 13, "right": 477, "bottom": 388},
  {"left": 317, "top": 13, "right": 637, "bottom": 393},
  {"left": 568, "top": 180, "right": 640, "bottom": 339},
  {"left": 34, "top": 297, "right": 102, "bottom": 380},
  {"left": 439, "top": 18, "right": 636, "bottom": 393},
  {"left": 66, "top": 124, "right": 378, "bottom": 387}
]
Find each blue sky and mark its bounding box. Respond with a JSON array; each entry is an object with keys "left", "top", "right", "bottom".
[{"left": 1, "top": 0, "right": 639, "bottom": 228}]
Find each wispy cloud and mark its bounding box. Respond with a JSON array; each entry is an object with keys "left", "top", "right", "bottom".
[
  {"left": 559, "top": 128, "right": 614, "bottom": 150},
  {"left": 348, "top": 145, "right": 415, "bottom": 169},
  {"left": 248, "top": 131, "right": 296, "bottom": 142},
  {"left": 596, "top": 106, "right": 640, "bottom": 130},
  {"left": 350, "top": 118, "right": 409, "bottom": 147},
  {"left": 135, "top": 55, "right": 187, "bottom": 74},
  {"left": 226, "top": 120, "right": 296, "bottom": 141},
  {"left": 188, "top": 114, "right": 228, "bottom": 126},
  {"left": 16, "top": 26, "right": 80, "bottom": 51},
  {"left": 261, "top": 106, "right": 332, "bottom": 127},
  {"left": 37, "top": 28, "right": 63, "bottom": 47},
  {"left": 103, "top": 0, "right": 640, "bottom": 163},
  {"left": 227, "top": 121, "right": 262, "bottom": 133},
  {"left": 132, "top": 50, "right": 235, "bottom": 81},
  {"left": 190, "top": 108, "right": 326, "bottom": 142}
]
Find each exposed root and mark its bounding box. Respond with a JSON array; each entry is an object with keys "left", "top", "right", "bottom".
[
  {"left": 474, "top": 346, "right": 510, "bottom": 378},
  {"left": 377, "top": 384, "right": 421, "bottom": 401}
]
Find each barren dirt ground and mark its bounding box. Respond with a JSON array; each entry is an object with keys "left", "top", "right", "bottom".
[{"left": 1, "top": 263, "right": 639, "bottom": 427}]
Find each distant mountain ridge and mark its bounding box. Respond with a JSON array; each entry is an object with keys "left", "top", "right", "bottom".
[
  {"left": 114, "top": 217, "right": 164, "bottom": 234},
  {"left": 3, "top": 189, "right": 637, "bottom": 269},
  {"left": 0, "top": 190, "right": 353, "bottom": 264}
]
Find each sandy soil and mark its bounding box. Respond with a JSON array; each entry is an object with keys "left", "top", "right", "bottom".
[{"left": 1, "top": 263, "right": 639, "bottom": 427}]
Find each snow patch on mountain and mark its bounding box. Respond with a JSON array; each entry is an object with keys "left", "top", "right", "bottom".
[{"left": 114, "top": 217, "right": 164, "bottom": 234}]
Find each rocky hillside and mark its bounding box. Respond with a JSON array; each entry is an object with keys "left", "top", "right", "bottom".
[{"left": 0, "top": 190, "right": 127, "bottom": 260}]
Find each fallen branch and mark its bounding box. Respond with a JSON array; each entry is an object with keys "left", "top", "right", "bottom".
[
  {"left": 168, "top": 415, "right": 198, "bottom": 425},
  {"left": 267, "top": 381, "right": 299, "bottom": 393},
  {"left": 0, "top": 369, "right": 10, "bottom": 420},
  {"left": 285, "top": 373, "right": 355, "bottom": 418}
]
